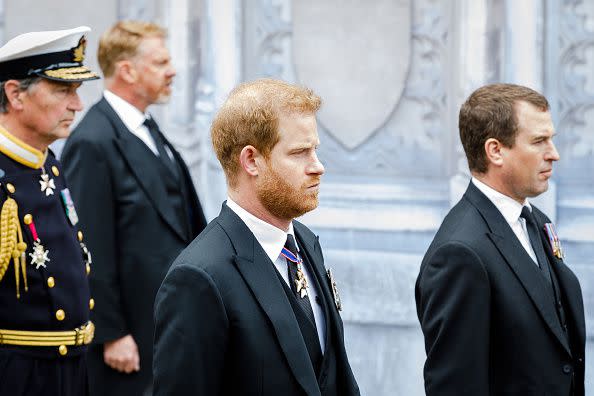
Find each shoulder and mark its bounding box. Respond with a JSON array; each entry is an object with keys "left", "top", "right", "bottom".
[
  {"left": 419, "top": 202, "right": 490, "bottom": 277},
  {"left": 63, "top": 108, "right": 117, "bottom": 159},
  {"left": 171, "top": 218, "right": 235, "bottom": 273},
  {"left": 69, "top": 101, "right": 117, "bottom": 142},
  {"left": 432, "top": 199, "right": 487, "bottom": 248}
]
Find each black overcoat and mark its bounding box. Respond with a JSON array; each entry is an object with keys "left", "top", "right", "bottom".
[
  {"left": 416, "top": 182, "right": 586, "bottom": 396},
  {"left": 61, "top": 97, "right": 207, "bottom": 395},
  {"left": 153, "top": 204, "right": 360, "bottom": 396}
]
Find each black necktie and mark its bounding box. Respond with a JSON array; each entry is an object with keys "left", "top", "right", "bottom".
[
  {"left": 143, "top": 117, "right": 178, "bottom": 177},
  {"left": 520, "top": 206, "right": 553, "bottom": 286},
  {"left": 285, "top": 235, "right": 317, "bottom": 327}
]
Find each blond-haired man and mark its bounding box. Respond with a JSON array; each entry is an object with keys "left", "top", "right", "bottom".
[
  {"left": 61, "top": 21, "right": 206, "bottom": 396},
  {"left": 153, "top": 78, "right": 360, "bottom": 396}
]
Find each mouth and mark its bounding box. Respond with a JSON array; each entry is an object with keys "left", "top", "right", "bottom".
[
  {"left": 306, "top": 183, "right": 320, "bottom": 191},
  {"left": 540, "top": 169, "right": 553, "bottom": 178}
]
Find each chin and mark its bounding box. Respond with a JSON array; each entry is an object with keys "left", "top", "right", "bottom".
[
  {"left": 301, "top": 198, "right": 319, "bottom": 214},
  {"left": 527, "top": 185, "right": 549, "bottom": 198},
  {"left": 155, "top": 93, "right": 172, "bottom": 104},
  {"left": 53, "top": 128, "right": 71, "bottom": 140}
]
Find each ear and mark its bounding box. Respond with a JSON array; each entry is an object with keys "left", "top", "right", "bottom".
[
  {"left": 3, "top": 80, "right": 26, "bottom": 111},
  {"left": 239, "top": 145, "right": 262, "bottom": 177},
  {"left": 484, "top": 138, "right": 504, "bottom": 167},
  {"left": 115, "top": 60, "right": 137, "bottom": 84}
]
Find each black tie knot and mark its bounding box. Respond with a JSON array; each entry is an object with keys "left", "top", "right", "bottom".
[
  {"left": 285, "top": 234, "right": 298, "bottom": 256},
  {"left": 520, "top": 206, "right": 535, "bottom": 226},
  {"left": 143, "top": 117, "right": 158, "bottom": 130}
]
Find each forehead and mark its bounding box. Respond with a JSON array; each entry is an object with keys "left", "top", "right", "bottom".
[
  {"left": 29, "top": 78, "right": 81, "bottom": 92},
  {"left": 514, "top": 100, "right": 553, "bottom": 131},
  {"left": 137, "top": 36, "right": 168, "bottom": 57},
  {"left": 276, "top": 112, "right": 318, "bottom": 141}
]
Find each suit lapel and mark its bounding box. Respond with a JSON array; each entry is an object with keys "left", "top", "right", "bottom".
[
  {"left": 465, "top": 182, "right": 571, "bottom": 355},
  {"left": 533, "top": 209, "right": 586, "bottom": 349},
  {"left": 218, "top": 206, "right": 321, "bottom": 396},
  {"left": 97, "top": 99, "right": 187, "bottom": 242},
  {"left": 294, "top": 224, "right": 343, "bottom": 342}
]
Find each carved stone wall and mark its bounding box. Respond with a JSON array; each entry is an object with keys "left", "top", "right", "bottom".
[
  {"left": 547, "top": 1, "right": 594, "bottom": 391},
  {"left": 1, "top": 0, "right": 592, "bottom": 394}
]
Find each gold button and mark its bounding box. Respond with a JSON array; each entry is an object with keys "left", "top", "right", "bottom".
[
  {"left": 89, "top": 298, "right": 95, "bottom": 310},
  {"left": 47, "top": 277, "right": 55, "bottom": 288},
  {"left": 6, "top": 183, "right": 15, "bottom": 193},
  {"left": 86, "top": 263, "right": 91, "bottom": 275},
  {"left": 51, "top": 166, "right": 60, "bottom": 176},
  {"left": 77, "top": 231, "right": 83, "bottom": 242},
  {"left": 58, "top": 345, "right": 68, "bottom": 356},
  {"left": 23, "top": 214, "right": 33, "bottom": 225},
  {"left": 55, "top": 309, "right": 65, "bottom": 321}
]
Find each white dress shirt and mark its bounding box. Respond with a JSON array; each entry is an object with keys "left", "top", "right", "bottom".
[
  {"left": 103, "top": 90, "right": 173, "bottom": 160},
  {"left": 472, "top": 178, "right": 539, "bottom": 264},
  {"left": 226, "top": 197, "right": 326, "bottom": 352}
]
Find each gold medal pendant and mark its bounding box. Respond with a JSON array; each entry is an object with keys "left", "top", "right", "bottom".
[{"left": 295, "top": 267, "right": 309, "bottom": 298}]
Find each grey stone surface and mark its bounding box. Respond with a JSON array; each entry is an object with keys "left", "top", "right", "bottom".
[
  {"left": 344, "top": 322, "right": 426, "bottom": 396},
  {"left": 292, "top": 0, "right": 411, "bottom": 149},
  {"left": 321, "top": 249, "right": 422, "bottom": 326}
]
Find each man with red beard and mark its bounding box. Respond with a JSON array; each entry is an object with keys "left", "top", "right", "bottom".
[
  {"left": 61, "top": 21, "right": 207, "bottom": 396},
  {"left": 153, "top": 78, "right": 360, "bottom": 396}
]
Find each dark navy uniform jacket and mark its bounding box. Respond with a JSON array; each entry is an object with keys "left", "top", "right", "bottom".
[{"left": 0, "top": 134, "right": 91, "bottom": 358}]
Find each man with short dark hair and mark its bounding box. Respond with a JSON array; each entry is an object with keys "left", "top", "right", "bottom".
[
  {"left": 153, "top": 78, "right": 360, "bottom": 396},
  {"left": 0, "top": 26, "right": 99, "bottom": 396},
  {"left": 61, "top": 20, "right": 207, "bottom": 396},
  {"left": 416, "top": 83, "right": 585, "bottom": 396}
]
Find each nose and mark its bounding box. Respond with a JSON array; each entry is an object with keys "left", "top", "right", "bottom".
[
  {"left": 69, "top": 91, "right": 83, "bottom": 112},
  {"left": 168, "top": 63, "right": 177, "bottom": 78},
  {"left": 308, "top": 152, "right": 325, "bottom": 176},
  {"left": 547, "top": 140, "right": 560, "bottom": 162}
]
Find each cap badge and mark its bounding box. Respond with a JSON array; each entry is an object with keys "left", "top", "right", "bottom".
[{"left": 72, "top": 36, "right": 86, "bottom": 63}]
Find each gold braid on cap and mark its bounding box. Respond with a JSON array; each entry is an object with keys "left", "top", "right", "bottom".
[{"left": 0, "top": 197, "right": 28, "bottom": 298}]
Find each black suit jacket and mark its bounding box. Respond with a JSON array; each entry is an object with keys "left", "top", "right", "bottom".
[
  {"left": 415, "top": 182, "right": 586, "bottom": 396},
  {"left": 153, "top": 204, "right": 359, "bottom": 396},
  {"left": 61, "top": 98, "right": 206, "bottom": 395}
]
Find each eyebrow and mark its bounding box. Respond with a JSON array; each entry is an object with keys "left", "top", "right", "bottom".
[
  {"left": 531, "top": 131, "right": 556, "bottom": 140},
  {"left": 289, "top": 141, "right": 319, "bottom": 151}
]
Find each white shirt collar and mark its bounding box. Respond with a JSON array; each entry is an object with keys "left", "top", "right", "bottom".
[
  {"left": 103, "top": 90, "right": 148, "bottom": 132},
  {"left": 226, "top": 197, "right": 296, "bottom": 263},
  {"left": 472, "top": 177, "right": 532, "bottom": 223}
]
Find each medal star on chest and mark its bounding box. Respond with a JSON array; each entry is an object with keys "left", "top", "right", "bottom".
[
  {"left": 29, "top": 240, "right": 50, "bottom": 269},
  {"left": 39, "top": 173, "right": 56, "bottom": 196}
]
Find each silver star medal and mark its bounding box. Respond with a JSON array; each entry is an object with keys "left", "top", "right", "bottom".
[
  {"left": 295, "top": 266, "right": 309, "bottom": 298},
  {"left": 29, "top": 239, "right": 50, "bottom": 269},
  {"left": 39, "top": 172, "right": 56, "bottom": 196},
  {"left": 327, "top": 269, "right": 342, "bottom": 311}
]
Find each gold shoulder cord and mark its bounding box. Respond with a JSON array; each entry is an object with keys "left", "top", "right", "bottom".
[{"left": 0, "top": 197, "right": 28, "bottom": 298}]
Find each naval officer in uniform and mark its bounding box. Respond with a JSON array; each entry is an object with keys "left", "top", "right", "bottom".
[{"left": 0, "top": 27, "right": 99, "bottom": 396}]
